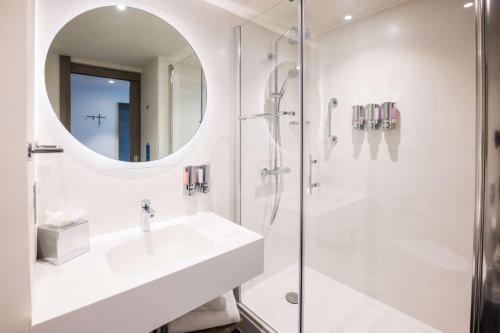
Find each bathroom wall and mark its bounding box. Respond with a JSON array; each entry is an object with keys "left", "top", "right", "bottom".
[
  {"left": 0, "top": 0, "right": 34, "bottom": 332},
  {"left": 35, "top": 0, "right": 243, "bottom": 237},
  {"left": 303, "top": 0, "right": 475, "bottom": 332}
]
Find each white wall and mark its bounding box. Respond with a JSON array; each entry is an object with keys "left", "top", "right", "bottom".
[
  {"left": 0, "top": 0, "right": 34, "bottom": 332},
  {"left": 302, "top": 0, "right": 475, "bottom": 332},
  {"left": 35, "top": 0, "right": 243, "bottom": 237}
]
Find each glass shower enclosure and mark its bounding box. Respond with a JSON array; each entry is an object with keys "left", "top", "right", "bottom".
[{"left": 235, "top": 0, "right": 478, "bottom": 332}]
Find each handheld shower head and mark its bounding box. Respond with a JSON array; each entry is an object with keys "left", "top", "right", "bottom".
[
  {"left": 287, "top": 68, "right": 299, "bottom": 78},
  {"left": 274, "top": 67, "right": 300, "bottom": 100}
]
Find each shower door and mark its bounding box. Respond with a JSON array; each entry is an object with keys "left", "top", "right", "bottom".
[
  {"left": 237, "top": 1, "right": 302, "bottom": 332},
  {"left": 301, "top": 0, "right": 477, "bottom": 332}
]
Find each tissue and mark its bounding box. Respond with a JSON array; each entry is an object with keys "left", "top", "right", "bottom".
[{"left": 44, "top": 208, "right": 88, "bottom": 227}]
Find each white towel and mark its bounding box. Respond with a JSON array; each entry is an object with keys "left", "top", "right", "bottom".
[
  {"left": 168, "top": 291, "right": 240, "bottom": 333},
  {"left": 196, "top": 295, "right": 227, "bottom": 311}
]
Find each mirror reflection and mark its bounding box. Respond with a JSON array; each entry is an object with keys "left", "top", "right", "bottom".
[{"left": 44, "top": 6, "right": 206, "bottom": 162}]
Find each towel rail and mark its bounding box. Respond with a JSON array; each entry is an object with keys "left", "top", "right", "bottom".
[
  {"left": 27, "top": 142, "right": 64, "bottom": 160},
  {"left": 239, "top": 111, "right": 295, "bottom": 120}
]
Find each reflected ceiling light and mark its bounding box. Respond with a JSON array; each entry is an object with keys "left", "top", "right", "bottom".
[
  {"left": 463, "top": 2, "right": 473, "bottom": 8},
  {"left": 116, "top": 5, "right": 127, "bottom": 10},
  {"left": 108, "top": 80, "right": 115, "bottom": 84},
  {"left": 344, "top": 15, "right": 353, "bottom": 21}
]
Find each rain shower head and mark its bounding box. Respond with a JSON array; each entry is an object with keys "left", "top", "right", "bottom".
[
  {"left": 268, "top": 27, "right": 311, "bottom": 61},
  {"left": 275, "top": 26, "right": 311, "bottom": 45},
  {"left": 285, "top": 26, "right": 311, "bottom": 44}
]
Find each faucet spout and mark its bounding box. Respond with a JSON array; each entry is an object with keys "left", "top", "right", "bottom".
[{"left": 141, "top": 199, "right": 155, "bottom": 232}]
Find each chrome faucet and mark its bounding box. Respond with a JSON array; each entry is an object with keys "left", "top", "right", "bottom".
[{"left": 141, "top": 199, "right": 155, "bottom": 232}]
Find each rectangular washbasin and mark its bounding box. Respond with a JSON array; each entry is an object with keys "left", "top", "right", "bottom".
[{"left": 105, "top": 225, "right": 214, "bottom": 276}]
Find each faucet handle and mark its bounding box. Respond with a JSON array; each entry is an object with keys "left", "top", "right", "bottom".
[{"left": 141, "top": 199, "right": 151, "bottom": 207}]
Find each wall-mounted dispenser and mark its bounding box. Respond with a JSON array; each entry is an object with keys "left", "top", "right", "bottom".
[
  {"left": 352, "top": 105, "right": 366, "bottom": 129},
  {"left": 351, "top": 102, "right": 398, "bottom": 131},
  {"left": 366, "top": 104, "right": 381, "bottom": 130},
  {"left": 183, "top": 166, "right": 196, "bottom": 196},
  {"left": 183, "top": 165, "right": 210, "bottom": 196},
  {"left": 381, "top": 102, "right": 397, "bottom": 130},
  {"left": 197, "top": 165, "right": 210, "bottom": 193}
]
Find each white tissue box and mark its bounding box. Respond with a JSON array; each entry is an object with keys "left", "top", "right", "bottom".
[{"left": 37, "top": 218, "right": 90, "bottom": 265}]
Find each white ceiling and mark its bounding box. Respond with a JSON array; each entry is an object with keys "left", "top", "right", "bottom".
[
  {"left": 49, "top": 6, "right": 196, "bottom": 68},
  {"left": 205, "top": 0, "right": 406, "bottom": 35}
]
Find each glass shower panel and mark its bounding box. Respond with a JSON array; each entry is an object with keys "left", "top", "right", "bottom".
[
  {"left": 302, "top": 0, "right": 476, "bottom": 332},
  {"left": 238, "top": 1, "right": 301, "bottom": 332}
]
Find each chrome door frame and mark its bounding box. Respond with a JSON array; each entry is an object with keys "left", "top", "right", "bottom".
[{"left": 470, "top": 0, "right": 487, "bottom": 332}]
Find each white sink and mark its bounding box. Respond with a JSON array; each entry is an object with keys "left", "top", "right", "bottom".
[
  {"left": 106, "top": 225, "right": 214, "bottom": 276},
  {"left": 32, "top": 212, "right": 263, "bottom": 333}
]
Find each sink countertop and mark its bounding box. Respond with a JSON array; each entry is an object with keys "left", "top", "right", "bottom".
[{"left": 32, "top": 211, "right": 264, "bottom": 333}]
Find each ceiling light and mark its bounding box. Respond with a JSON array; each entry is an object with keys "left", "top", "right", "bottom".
[
  {"left": 344, "top": 15, "right": 353, "bottom": 21},
  {"left": 463, "top": 2, "right": 473, "bottom": 8},
  {"left": 116, "top": 5, "right": 127, "bottom": 10},
  {"left": 108, "top": 80, "right": 115, "bottom": 84}
]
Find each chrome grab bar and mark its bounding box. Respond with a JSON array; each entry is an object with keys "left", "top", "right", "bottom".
[
  {"left": 239, "top": 111, "right": 295, "bottom": 120},
  {"left": 261, "top": 166, "right": 291, "bottom": 176},
  {"left": 307, "top": 154, "right": 319, "bottom": 194},
  {"left": 328, "top": 98, "right": 338, "bottom": 143}
]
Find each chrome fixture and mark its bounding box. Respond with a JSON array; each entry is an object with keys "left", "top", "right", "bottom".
[
  {"left": 272, "top": 69, "right": 300, "bottom": 100},
  {"left": 352, "top": 105, "right": 366, "bottom": 129},
  {"left": 307, "top": 154, "right": 320, "bottom": 195},
  {"left": 366, "top": 104, "right": 381, "bottom": 130},
  {"left": 286, "top": 292, "right": 298, "bottom": 304},
  {"left": 141, "top": 199, "right": 155, "bottom": 232},
  {"left": 261, "top": 166, "right": 291, "bottom": 176},
  {"left": 381, "top": 102, "right": 397, "bottom": 130},
  {"left": 27, "top": 142, "right": 63, "bottom": 160},
  {"left": 268, "top": 27, "right": 311, "bottom": 59},
  {"left": 264, "top": 26, "right": 309, "bottom": 226},
  {"left": 328, "top": 97, "right": 339, "bottom": 143},
  {"left": 239, "top": 111, "right": 295, "bottom": 120}
]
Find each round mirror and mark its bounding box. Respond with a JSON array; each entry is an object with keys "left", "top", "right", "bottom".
[{"left": 44, "top": 6, "right": 206, "bottom": 162}]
